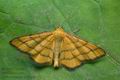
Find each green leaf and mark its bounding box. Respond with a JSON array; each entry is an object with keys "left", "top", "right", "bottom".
[{"left": 0, "top": 0, "right": 120, "bottom": 80}]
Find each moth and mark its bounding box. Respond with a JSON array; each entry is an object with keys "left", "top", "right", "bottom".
[{"left": 10, "top": 27, "right": 105, "bottom": 69}]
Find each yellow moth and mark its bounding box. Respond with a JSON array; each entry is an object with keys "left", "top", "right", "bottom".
[{"left": 10, "top": 27, "right": 105, "bottom": 69}]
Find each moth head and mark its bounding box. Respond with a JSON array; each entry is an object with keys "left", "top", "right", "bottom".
[
  {"left": 55, "top": 27, "right": 64, "bottom": 31},
  {"left": 53, "top": 27, "right": 65, "bottom": 38}
]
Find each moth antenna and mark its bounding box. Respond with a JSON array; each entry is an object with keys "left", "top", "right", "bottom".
[
  {"left": 106, "top": 53, "right": 120, "bottom": 66},
  {"left": 59, "top": 7, "right": 79, "bottom": 27},
  {"left": 46, "top": 14, "right": 51, "bottom": 25},
  {"left": 52, "top": 0, "right": 79, "bottom": 28},
  {"left": 72, "top": 28, "right": 80, "bottom": 34}
]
